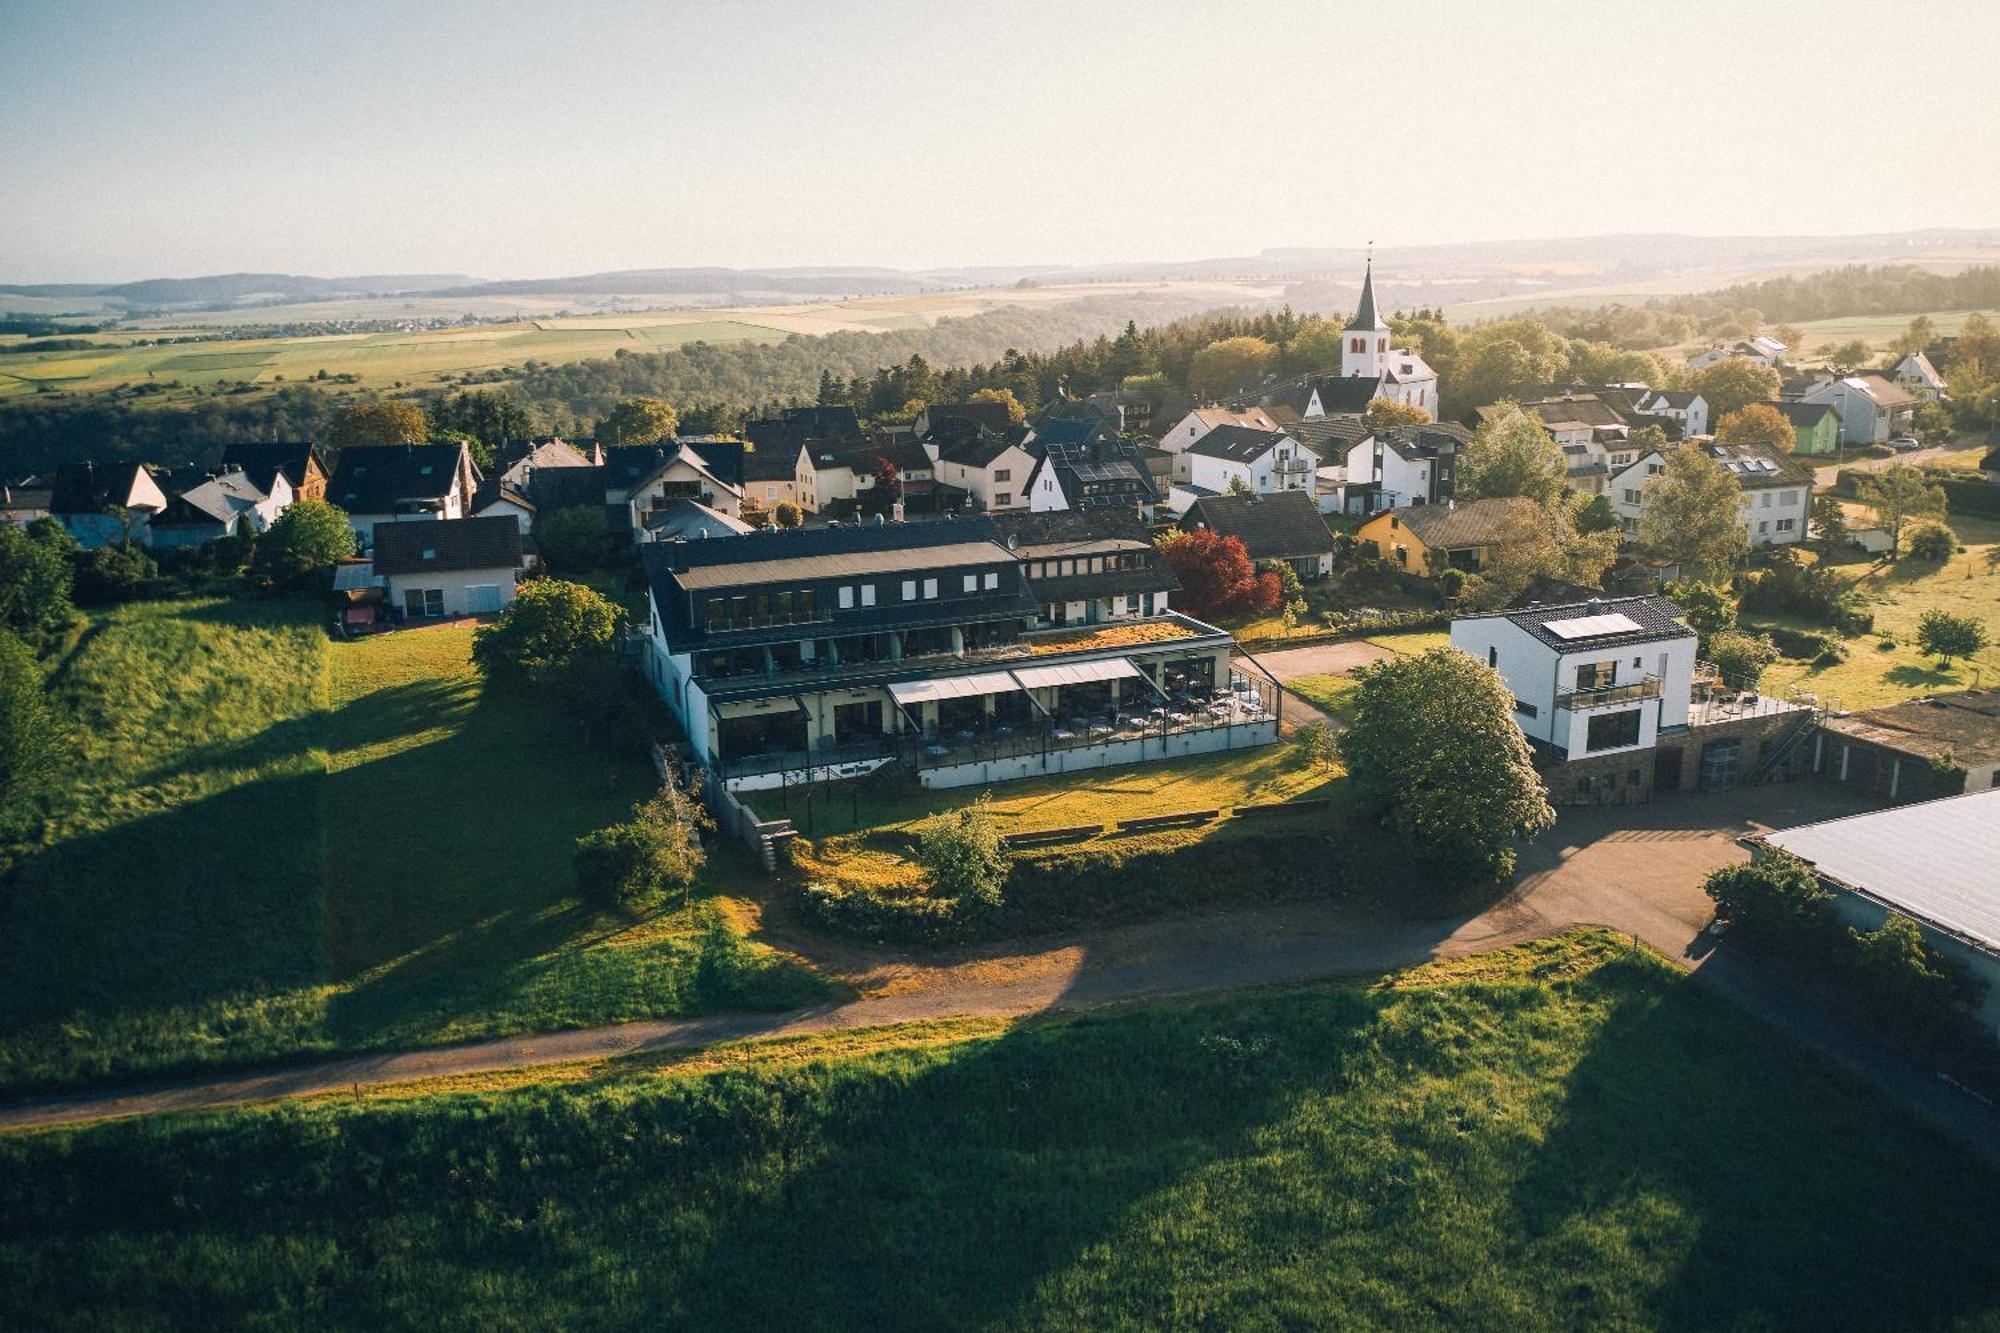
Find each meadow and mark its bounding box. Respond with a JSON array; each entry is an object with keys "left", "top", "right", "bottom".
[
  {"left": 4, "top": 930, "right": 1998, "bottom": 1330},
  {"left": 0, "top": 601, "right": 830, "bottom": 1094}
]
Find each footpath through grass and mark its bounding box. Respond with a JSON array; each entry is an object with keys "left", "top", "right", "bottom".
[
  {"left": 0, "top": 602, "right": 830, "bottom": 1095},
  {"left": 5, "top": 931, "right": 1998, "bottom": 1330}
]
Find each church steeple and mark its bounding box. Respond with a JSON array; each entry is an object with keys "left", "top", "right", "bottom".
[
  {"left": 1341, "top": 250, "right": 1389, "bottom": 378},
  {"left": 1346, "top": 254, "right": 1387, "bottom": 333}
]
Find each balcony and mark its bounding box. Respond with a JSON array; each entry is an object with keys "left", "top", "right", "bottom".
[
  {"left": 1272, "top": 457, "right": 1315, "bottom": 476},
  {"left": 1556, "top": 674, "right": 1661, "bottom": 712}
]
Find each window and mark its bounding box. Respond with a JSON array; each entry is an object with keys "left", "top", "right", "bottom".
[
  {"left": 1781, "top": 490, "right": 1799, "bottom": 505},
  {"left": 963, "top": 574, "right": 978, "bottom": 594},
  {"left": 1585, "top": 708, "right": 1642, "bottom": 752},
  {"left": 403, "top": 588, "right": 444, "bottom": 618},
  {"left": 1758, "top": 520, "right": 1770, "bottom": 534},
  {"left": 1760, "top": 492, "right": 1773, "bottom": 508},
  {"left": 860, "top": 585, "right": 876, "bottom": 607},
  {"left": 1061, "top": 559, "right": 1076, "bottom": 576},
  {"left": 798, "top": 589, "right": 817, "bottom": 619},
  {"left": 705, "top": 598, "right": 726, "bottom": 631},
  {"left": 1575, "top": 661, "right": 1616, "bottom": 690},
  {"left": 1646, "top": 463, "right": 1663, "bottom": 476},
  {"left": 994, "top": 493, "right": 1011, "bottom": 507},
  {"left": 1622, "top": 488, "right": 1642, "bottom": 504},
  {"left": 902, "top": 580, "right": 917, "bottom": 601},
  {"left": 838, "top": 586, "right": 855, "bottom": 610},
  {"left": 1632, "top": 657, "right": 1643, "bottom": 669},
  {"left": 1514, "top": 699, "right": 1538, "bottom": 718},
  {"left": 1776, "top": 518, "right": 1796, "bottom": 533},
  {"left": 982, "top": 571, "right": 998, "bottom": 590},
  {"left": 993, "top": 469, "right": 1011, "bottom": 482},
  {"left": 922, "top": 578, "right": 938, "bottom": 599}
]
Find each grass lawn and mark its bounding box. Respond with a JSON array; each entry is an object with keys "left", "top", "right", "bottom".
[
  {"left": 1285, "top": 671, "right": 1361, "bottom": 722},
  {"left": 0, "top": 601, "right": 830, "bottom": 1094},
  {"left": 6, "top": 930, "right": 1999, "bottom": 1330},
  {"left": 1760, "top": 513, "right": 2000, "bottom": 709},
  {"left": 1362, "top": 627, "right": 1452, "bottom": 655},
  {"left": 777, "top": 742, "right": 1336, "bottom": 844}
]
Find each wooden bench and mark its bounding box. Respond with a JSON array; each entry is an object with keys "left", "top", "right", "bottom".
[
  {"left": 1115, "top": 809, "right": 1220, "bottom": 832},
  {"left": 1232, "top": 798, "right": 1331, "bottom": 819},
  {"left": 1001, "top": 824, "right": 1101, "bottom": 848}
]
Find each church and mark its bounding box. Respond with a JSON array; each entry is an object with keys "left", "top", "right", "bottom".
[{"left": 1313, "top": 259, "right": 1440, "bottom": 418}]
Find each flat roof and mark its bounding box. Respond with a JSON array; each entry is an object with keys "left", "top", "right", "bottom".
[
  {"left": 675, "top": 539, "right": 1007, "bottom": 590},
  {"left": 1762, "top": 789, "right": 2000, "bottom": 955}
]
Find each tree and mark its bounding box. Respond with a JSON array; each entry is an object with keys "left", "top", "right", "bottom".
[
  {"left": 329, "top": 399, "right": 427, "bottom": 446},
  {"left": 872, "top": 454, "right": 902, "bottom": 498},
  {"left": 596, "top": 396, "right": 679, "bottom": 444},
  {"left": 1293, "top": 720, "right": 1339, "bottom": 770},
  {"left": 472, "top": 579, "right": 623, "bottom": 684},
  {"left": 1904, "top": 520, "right": 1956, "bottom": 563},
  {"left": 1810, "top": 493, "right": 1849, "bottom": 551},
  {"left": 1708, "top": 630, "right": 1778, "bottom": 692},
  {"left": 538, "top": 506, "right": 616, "bottom": 574},
  {"left": 0, "top": 521, "right": 76, "bottom": 640},
  {"left": 1224, "top": 473, "right": 1256, "bottom": 498},
  {"left": 1714, "top": 403, "right": 1797, "bottom": 454},
  {"left": 1689, "top": 358, "right": 1783, "bottom": 418},
  {"left": 1338, "top": 648, "right": 1554, "bottom": 884},
  {"left": 1188, "top": 336, "right": 1278, "bottom": 399},
  {"left": 1470, "top": 500, "right": 1619, "bottom": 608},
  {"left": 1823, "top": 339, "right": 1872, "bottom": 368},
  {"left": 1772, "top": 323, "right": 1805, "bottom": 355},
  {"left": 967, "top": 386, "right": 1027, "bottom": 424},
  {"left": 1704, "top": 850, "right": 1833, "bottom": 948},
  {"left": 0, "top": 628, "right": 63, "bottom": 841},
  {"left": 1662, "top": 580, "right": 1736, "bottom": 646},
  {"left": 1916, "top": 610, "right": 1987, "bottom": 666},
  {"left": 1640, "top": 445, "right": 1748, "bottom": 581},
  {"left": 1890, "top": 314, "right": 1937, "bottom": 360},
  {"left": 1446, "top": 318, "right": 1571, "bottom": 415},
  {"left": 916, "top": 795, "right": 1008, "bottom": 910},
  {"left": 429, "top": 426, "right": 492, "bottom": 472},
  {"left": 1857, "top": 465, "right": 1946, "bottom": 554},
  {"left": 1574, "top": 494, "right": 1619, "bottom": 535},
  {"left": 253, "top": 500, "right": 356, "bottom": 588},
  {"left": 573, "top": 772, "right": 713, "bottom": 911},
  {"left": 1157, "top": 529, "right": 1281, "bottom": 622},
  {"left": 1456, "top": 402, "right": 1566, "bottom": 506},
  {"left": 72, "top": 543, "right": 156, "bottom": 605},
  {"left": 1362, "top": 397, "right": 1432, "bottom": 431},
  {"left": 772, "top": 500, "right": 803, "bottom": 528}
]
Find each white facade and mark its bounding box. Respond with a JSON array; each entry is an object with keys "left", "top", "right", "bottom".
[
  {"left": 385, "top": 565, "right": 519, "bottom": 619},
  {"left": 1800, "top": 376, "right": 1908, "bottom": 445},
  {"left": 1689, "top": 339, "right": 1784, "bottom": 371},
  {"left": 1026, "top": 456, "right": 1071, "bottom": 512},
  {"left": 1156, "top": 406, "right": 1284, "bottom": 455},
  {"left": 625, "top": 455, "right": 742, "bottom": 527},
  {"left": 1635, "top": 391, "right": 1710, "bottom": 438},
  {"left": 1177, "top": 434, "right": 1318, "bottom": 503},
  {"left": 1609, "top": 449, "right": 1811, "bottom": 548},
  {"left": 1890, "top": 351, "right": 1946, "bottom": 402},
  {"left": 1450, "top": 610, "right": 1697, "bottom": 761},
  {"left": 928, "top": 441, "right": 1036, "bottom": 512}
]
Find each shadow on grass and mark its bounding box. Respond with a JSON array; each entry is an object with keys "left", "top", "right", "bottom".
[
  {"left": 1885, "top": 662, "right": 1967, "bottom": 689},
  {"left": 1507, "top": 955, "right": 2000, "bottom": 1331}
]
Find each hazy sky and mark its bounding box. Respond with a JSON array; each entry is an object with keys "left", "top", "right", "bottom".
[{"left": 4, "top": 0, "right": 1997, "bottom": 282}]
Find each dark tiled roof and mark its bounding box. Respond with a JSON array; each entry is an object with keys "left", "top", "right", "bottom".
[
  {"left": 740, "top": 449, "right": 798, "bottom": 482},
  {"left": 988, "top": 507, "right": 1156, "bottom": 551},
  {"left": 1347, "top": 260, "right": 1386, "bottom": 331},
  {"left": 1178, "top": 490, "right": 1336, "bottom": 561},
  {"left": 1185, "top": 424, "right": 1291, "bottom": 462},
  {"left": 923, "top": 401, "right": 1016, "bottom": 434},
  {"left": 154, "top": 470, "right": 266, "bottom": 528},
  {"left": 1769, "top": 400, "right": 1839, "bottom": 429},
  {"left": 50, "top": 461, "right": 152, "bottom": 514},
  {"left": 744, "top": 406, "right": 864, "bottom": 453},
  {"left": 935, "top": 427, "right": 1025, "bottom": 469},
  {"left": 1287, "top": 415, "right": 1371, "bottom": 456},
  {"left": 328, "top": 443, "right": 469, "bottom": 515},
  {"left": 221, "top": 442, "right": 326, "bottom": 494},
  {"left": 372, "top": 516, "right": 524, "bottom": 574},
  {"left": 530, "top": 464, "right": 607, "bottom": 513},
  {"left": 804, "top": 438, "right": 932, "bottom": 475},
  {"left": 1705, "top": 440, "right": 1815, "bottom": 489},
  {"left": 1310, "top": 376, "right": 1385, "bottom": 414},
  {"left": 1477, "top": 595, "right": 1692, "bottom": 651}
]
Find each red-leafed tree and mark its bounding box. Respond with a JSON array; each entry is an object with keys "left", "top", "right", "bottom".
[
  {"left": 1159, "top": 529, "right": 1283, "bottom": 623},
  {"left": 873, "top": 455, "right": 902, "bottom": 493}
]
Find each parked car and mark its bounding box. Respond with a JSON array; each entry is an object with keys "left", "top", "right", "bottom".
[{"left": 1890, "top": 436, "right": 1921, "bottom": 452}]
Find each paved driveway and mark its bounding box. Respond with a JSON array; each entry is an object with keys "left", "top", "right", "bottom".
[{"left": 1241, "top": 640, "right": 1396, "bottom": 733}]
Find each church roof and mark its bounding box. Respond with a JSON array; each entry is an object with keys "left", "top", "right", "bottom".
[{"left": 1346, "top": 259, "right": 1388, "bottom": 332}]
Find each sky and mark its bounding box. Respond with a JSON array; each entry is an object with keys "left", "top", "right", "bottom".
[{"left": 3, "top": 0, "right": 1998, "bottom": 283}]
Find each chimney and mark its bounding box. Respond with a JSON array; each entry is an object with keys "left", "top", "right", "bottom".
[{"left": 1586, "top": 597, "right": 1605, "bottom": 615}]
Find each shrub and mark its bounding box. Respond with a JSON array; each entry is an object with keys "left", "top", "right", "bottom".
[
  {"left": 572, "top": 776, "right": 713, "bottom": 912},
  {"left": 1764, "top": 625, "right": 1836, "bottom": 660},
  {"left": 1903, "top": 520, "right": 1957, "bottom": 563},
  {"left": 1814, "top": 641, "right": 1849, "bottom": 666},
  {"left": 473, "top": 579, "right": 623, "bottom": 684},
  {"left": 1663, "top": 579, "right": 1735, "bottom": 645},
  {"left": 1707, "top": 630, "right": 1779, "bottom": 691},
  {"left": 914, "top": 796, "right": 1007, "bottom": 911},
  {"left": 1704, "top": 852, "right": 1835, "bottom": 949},
  {"left": 1436, "top": 567, "right": 1467, "bottom": 598},
  {"left": 1844, "top": 915, "right": 1983, "bottom": 1037},
  {"left": 71, "top": 543, "right": 158, "bottom": 606},
  {"left": 1292, "top": 721, "right": 1338, "bottom": 769},
  {"left": 1738, "top": 551, "right": 1848, "bottom": 624}
]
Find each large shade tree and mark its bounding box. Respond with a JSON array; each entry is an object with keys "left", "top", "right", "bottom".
[
  {"left": 1188, "top": 336, "right": 1279, "bottom": 400},
  {"left": 1456, "top": 402, "right": 1567, "bottom": 507},
  {"left": 596, "top": 396, "right": 679, "bottom": 445},
  {"left": 1639, "top": 445, "right": 1748, "bottom": 581},
  {"left": 472, "top": 578, "right": 623, "bottom": 684},
  {"left": 253, "top": 500, "right": 357, "bottom": 587},
  {"left": 329, "top": 399, "right": 428, "bottom": 446},
  {"left": 1714, "top": 403, "right": 1797, "bottom": 454},
  {"left": 1857, "top": 465, "right": 1947, "bottom": 554},
  {"left": 1157, "top": 529, "right": 1282, "bottom": 623},
  {"left": 1690, "top": 358, "right": 1783, "bottom": 418},
  {"left": 1339, "top": 647, "right": 1554, "bottom": 884}
]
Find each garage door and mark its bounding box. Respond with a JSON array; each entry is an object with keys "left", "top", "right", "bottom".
[{"left": 466, "top": 584, "right": 503, "bottom": 615}]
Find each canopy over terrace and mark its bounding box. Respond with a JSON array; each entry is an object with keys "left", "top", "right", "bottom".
[{"left": 886, "top": 656, "right": 1161, "bottom": 737}]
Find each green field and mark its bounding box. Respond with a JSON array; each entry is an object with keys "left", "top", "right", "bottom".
[
  {"left": 0, "top": 602, "right": 829, "bottom": 1094},
  {"left": 1761, "top": 512, "right": 2000, "bottom": 709},
  {"left": 4, "top": 931, "right": 1996, "bottom": 1330}
]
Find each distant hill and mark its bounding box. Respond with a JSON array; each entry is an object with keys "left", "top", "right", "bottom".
[
  {"left": 436, "top": 267, "right": 934, "bottom": 298},
  {"left": 0, "top": 272, "right": 472, "bottom": 306}
]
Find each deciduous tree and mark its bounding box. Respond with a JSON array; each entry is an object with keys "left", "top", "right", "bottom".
[
  {"left": 1810, "top": 493, "right": 1849, "bottom": 551},
  {"left": 1917, "top": 610, "right": 1987, "bottom": 666},
  {"left": 1689, "top": 358, "right": 1782, "bottom": 418},
  {"left": 1188, "top": 336, "right": 1278, "bottom": 400},
  {"left": 1714, "top": 403, "right": 1797, "bottom": 454},
  {"left": 1362, "top": 397, "right": 1432, "bottom": 431},
  {"left": 1157, "top": 529, "right": 1282, "bottom": 623},
  {"left": 538, "top": 506, "right": 617, "bottom": 574},
  {"left": 1858, "top": 465, "right": 1946, "bottom": 554},
  {"left": 573, "top": 771, "right": 713, "bottom": 911},
  {"left": 1640, "top": 445, "right": 1748, "bottom": 581},
  {"left": 1338, "top": 648, "right": 1554, "bottom": 884},
  {"left": 1707, "top": 629, "right": 1778, "bottom": 691},
  {"left": 916, "top": 795, "right": 1008, "bottom": 910},
  {"left": 596, "top": 396, "right": 679, "bottom": 444},
  {"left": 252, "top": 499, "right": 356, "bottom": 588},
  {"left": 329, "top": 399, "right": 427, "bottom": 446},
  {"left": 1456, "top": 402, "right": 1566, "bottom": 507},
  {"left": 472, "top": 578, "right": 623, "bottom": 683},
  {"left": 967, "top": 386, "right": 1027, "bottom": 424},
  {"left": 0, "top": 521, "right": 75, "bottom": 640}
]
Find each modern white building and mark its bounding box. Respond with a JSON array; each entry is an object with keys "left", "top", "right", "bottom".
[
  {"left": 1156, "top": 405, "right": 1286, "bottom": 456},
  {"left": 372, "top": 515, "right": 527, "bottom": 619},
  {"left": 1610, "top": 440, "right": 1814, "bottom": 549}
]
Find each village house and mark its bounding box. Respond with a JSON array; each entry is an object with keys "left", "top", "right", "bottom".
[
  {"left": 1688, "top": 336, "right": 1787, "bottom": 370},
  {"left": 605, "top": 441, "right": 745, "bottom": 536},
  {"left": 1156, "top": 404, "right": 1286, "bottom": 456},
  {"left": 913, "top": 401, "right": 1017, "bottom": 439},
  {"left": 1178, "top": 490, "right": 1336, "bottom": 579},
  {"left": 470, "top": 480, "right": 536, "bottom": 534},
  {"left": 1767, "top": 400, "right": 1844, "bottom": 457},
  {"left": 1317, "top": 423, "right": 1463, "bottom": 515},
  {"left": 1757, "top": 789, "right": 2000, "bottom": 1038},
  {"left": 1888, "top": 350, "right": 1947, "bottom": 402},
  {"left": 221, "top": 442, "right": 331, "bottom": 504},
  {"left": 149, "top": 467, "right": 291, "bottom": 548},
  {"left": 0, "top": 482, "right": 52, "bottom": 530},
  {"left": 989, "top": 508, "right": 1179, "bottom": 626},
  {"left": 643, "top": 499, "right": 754, "bottom": 542},
  {"left": 371, "top": 514, "right": 527, "bottom": 620},
  {"left": 1610, "top": 439, "right": 1813, "bottom": 548},
  {"left": 328, "top": 442, "right": 478, "bottom": 553},
  {"left": 1165, "top": 424, "right": 1317, "bottom": 513},
  {"left": 1799, "top": 372, "right": 1917, "bottom": 445},
  {"left": 1023, "top": 435, "right": 1157, "bottom": 515},
  {"left": 794, "top": 438, "right": 938, "bottom": 516},
  {"left": 923, "top": 420, "right": 1036, "bottom": 514},
  {"left": 638, "top": 519, "right": 1277, "bottom": 791},
  {"left": 1355, "top": 496, "right": 1542, "bottom": 576},
  {"left": 1450, "top": 595, "right": 1817, "bottom": 804},
  {"left": 739, "top": 449, "right": 799, "bottom": 513},
  {"left": 1326, "top": 259, "right": 1440, "bottom": 417},
  {"left": 48, "top": 461, "right": 168, "bottom": 549},
  {"left": 1632, "top": 388, "right": 1709, "bottom": 439}
]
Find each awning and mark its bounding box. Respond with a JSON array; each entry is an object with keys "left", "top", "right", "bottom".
[
  {"left": 886, "top": 670, "right": 1024, "bottom": 706},
  {"left": 1010, "top": 657, "right": 1142, "bottom": 691}
]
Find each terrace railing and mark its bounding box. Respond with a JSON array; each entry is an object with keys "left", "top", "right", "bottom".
[{"left": 1556, "top": 674, "right": 1661, "bottom": 712}]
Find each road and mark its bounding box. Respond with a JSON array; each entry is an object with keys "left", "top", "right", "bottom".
[
  {"left": 5, "top": 782, "right": 1998, "bottom": 1164},
  {"left": 1812, "top": 436, "right": 1988, "bottom": 487}
]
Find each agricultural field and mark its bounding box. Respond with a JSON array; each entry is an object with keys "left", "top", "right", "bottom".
[
  {"left": 0, "top": 603, "right": 829, "bottom": 1094},
  {"left": 0, "top": 278, "right": 1283, "bottom": 401},
  {"left": 1759, "top": 512, "right": 2000, "bottom": 710},
  {"left": 6, "top": 931, "right": 1998, "bottom": 1330},
  {"left": 1773, "top": 309, "right": 1999, "bottom": 363}
]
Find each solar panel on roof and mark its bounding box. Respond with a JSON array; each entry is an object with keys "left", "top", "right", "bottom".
[{"left": 1544, "top": 613, "right": 1643, "bottom": 640}]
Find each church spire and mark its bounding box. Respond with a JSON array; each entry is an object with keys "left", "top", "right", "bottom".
[{"left": 1346, "top": 249, "right": 1387, "bottom": 332}]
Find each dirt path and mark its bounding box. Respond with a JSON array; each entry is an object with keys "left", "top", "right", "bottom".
[
  {"left": 1240, "top": 640, "right": 1393, "bottom": 734},
  {"left": 6, "top": 783, "right": 1998, "bottom": 1162}
]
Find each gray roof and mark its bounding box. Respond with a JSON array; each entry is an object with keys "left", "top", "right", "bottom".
[
  {"left": 1186, "top": 423, "right": 1293, "bottom": 462},
  {"left": 371, "top": 515, "right": 524, "bottom": 575},
  {"left": 1473, "top": 595, "right": 1693, "bottom": 651},
  {"left": 642, "top": 499, "right": 753, "bottom": 540},
  {"left": 1706, "top": 440, "right": 1815, "bottom": 490},
  {"left": 1762, "top": 789, "right": 2000, "bottom": 956},
  {"left": 1178, "top": 490, "right": 1336, "bottom": 561},
  {"left": 1346, "top": 260, "right": 1387, "bottom": 332}
]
